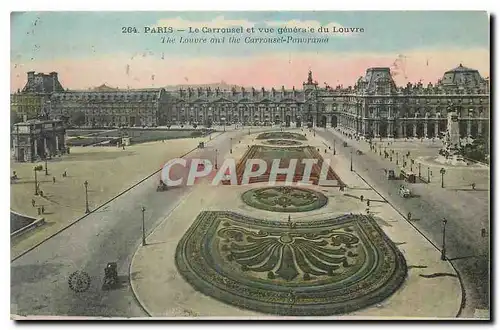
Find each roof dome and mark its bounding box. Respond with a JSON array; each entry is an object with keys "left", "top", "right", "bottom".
[{"left": 440, "top": 64, "right": 485, "bottom": 87}]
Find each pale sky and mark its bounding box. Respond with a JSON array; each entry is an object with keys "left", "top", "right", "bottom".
[{"left": 10, "top": 11, "right": 490, "bottom": 91}]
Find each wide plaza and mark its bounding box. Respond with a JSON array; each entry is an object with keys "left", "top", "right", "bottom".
[{"left": 130, "top": 129, "right": 463, "bottom": 318}]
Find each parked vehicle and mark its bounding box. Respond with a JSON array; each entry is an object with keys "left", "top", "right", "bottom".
[{"left": 102, "top": 262, "right": 119, "bottom": 290}]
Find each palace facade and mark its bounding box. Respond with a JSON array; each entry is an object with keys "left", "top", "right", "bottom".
[{"left": 10, "top": 64, "right": 489, "bottom": 139}]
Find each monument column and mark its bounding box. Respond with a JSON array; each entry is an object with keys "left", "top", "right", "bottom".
[{"left": 44, "top": 138, "right": 48, "bottom": 155}]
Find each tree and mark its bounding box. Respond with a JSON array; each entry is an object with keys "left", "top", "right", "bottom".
[
  {"left": 460, "top": 135, "right": 489, "bottom": 162},
  {"left": 70, "top": 111, "right": 86, "bottom": 127}
]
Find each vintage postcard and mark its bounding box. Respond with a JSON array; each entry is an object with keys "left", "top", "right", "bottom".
[{"left": 10, "top": 11, "right": 490, "bottom": 320}]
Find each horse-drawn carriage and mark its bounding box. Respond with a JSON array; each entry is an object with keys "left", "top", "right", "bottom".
[
  {"left": 399, "top": 185, "right": 411, "bottom": 198},
  {"left": 102, "top": 262, "right": 119, "bottom": 290},
  {"left": 157, "top": 179, "right": 168, "bottom": 191}
]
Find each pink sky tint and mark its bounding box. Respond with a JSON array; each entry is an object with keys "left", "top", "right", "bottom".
[{"left": 10, "top": 48, "right": 489, "bottom": 92}]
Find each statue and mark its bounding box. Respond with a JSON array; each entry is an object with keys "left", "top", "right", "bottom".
[
  {"left": 437, "top": 105, "right": 467, "bottom": 165},
  {"left": 307, "top": 70, "right": 313, "bottom": 84}
]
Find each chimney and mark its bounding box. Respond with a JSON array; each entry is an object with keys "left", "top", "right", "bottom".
[{"left": 27, "top": 71, "right": 35, "bottom": 83}]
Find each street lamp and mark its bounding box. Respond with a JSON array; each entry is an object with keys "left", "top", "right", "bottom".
[
  {"left": 418, "top": 163, "right": 421, "bottom": 178},
  {"left": 410, "top": 159, "right": 414, "bottom": 171},
  {"left": 230, "top": 138, "right": 233, "bottom": 154},
  {"left": 440, "top": 167, "right": 446, "bottom": 188},
  {"left": 33, "top": 165, "right": 43, "bottom": 195},
  {"left": 350, "top": 150, "right": 353, "bottom": 172},
  {"left": 333, "top": 139, "right": 336, "bottom": 155},
  {"left": 427, "top": 166, "right": 431, "bottom": 183},
  {"left": 396, "top": 152, "right": 399, "bottom": 165},
  {"left": 141, "top": 206, "right": 146, "bottom": 246},
  {"left": 44, "top": 154, "right": 49, "bottom": 176},
  {"left": 84, "top": 180, "right": 90, "bottom": 213},
  {"left": 441, "top": 218, "right": 448, "bottom": 260},
  {"left": 215, "top": 149, "right": 218, "bottom": 170}
]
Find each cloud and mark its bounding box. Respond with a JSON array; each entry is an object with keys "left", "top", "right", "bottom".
[
  {"left": 10, "top": 48, "right": 489, "bottom": 92},
  {"left": 152, "top": 16, "right": 255, "bottom": 29}
]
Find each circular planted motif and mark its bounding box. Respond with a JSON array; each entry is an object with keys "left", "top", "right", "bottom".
[
  {"left": 242, "top": 186, "right": 328, "bottom": 212},
  {"left": 256, "top": 132, "right": 307, "bottom": 141},
  {"left": 263, "top": 139, "right": 302, "bottom": 146},
  {"left": 175, "top": 211, "right": 407, "bottom": 316},
  {"left": 68, "top": 271, "right": 91, "bottom": 293}
]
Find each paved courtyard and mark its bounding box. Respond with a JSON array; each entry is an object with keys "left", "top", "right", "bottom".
[
  {"left": 129, "top": 130, "right": 462, "bottom": 318},
  {"left": 343, "top": 134, "right": 489, "bottom": 190},
  {"left": 10, "top": 135, "right": 214, "bottom": 258}
]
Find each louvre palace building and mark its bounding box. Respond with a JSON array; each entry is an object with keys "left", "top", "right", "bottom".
[{"left": 11, "top": 64, "right": 489, "bottom": 139}]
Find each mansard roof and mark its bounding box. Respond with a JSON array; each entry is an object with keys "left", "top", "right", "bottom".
[
  {"left": 439, "top": 63, "right": 485, "bottom": 88},
  {"left": 50, "top": 88, "right": 165, "bottom": 102}
]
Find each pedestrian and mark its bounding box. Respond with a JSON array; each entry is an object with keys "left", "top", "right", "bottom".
[
  {"left": 63, "top": 170, "right": 67, "bottom": 177},
  {"left": 407, "top": 212, "right": 412, "bottom": 220},
  {"left": 366, "top": 199, "right": 370, "bottom": 207},
  {"left": 41, "top": 205, "right": 45, "bottom": 214},
  {"left": 53, "top": 176, "right": 56, "bottom": 184},
  {"left": 39, "top": 190, "right": 44, "bottom": 197},
  {"left": 360, "top": 195, "right": 364, "bottom": 202},
  {"left": 32, "top": 199, "right": 35, "bottom": 207},
  {"left": 472, "top": 182, "right": 476, "bottom": 190}
]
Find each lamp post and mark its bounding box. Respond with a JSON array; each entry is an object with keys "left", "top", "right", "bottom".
[
  {"left": 350, "top": 150, "right": 353, "bottom": 172},
  {"left": 441, "top": 218, "right": 448, "bottom": 260},
  {"left": 215, "top": 149, "right": 218, "bottom": 170},
  {"left": 84, "top": 180, "right": 90, "bottom": 213},
  {"left": 410, "top": 159, "right": 414, "bottom": 171},
  {"left": 333, "top": 139, "right": 336, "bottom": 155},
  {"left": 44, "top": 155, "right": 49, "bottom": 176},
  {"left": 33, "top": 165, "right": 42, "bottom": 195},
  {"left": 427, "top": 166, "right": 431, "bottom": 183},
  {"left": 396, "top": 152, "right": 399, "bottom": 165},
  {"left": 230, "top": 138, "right": 233, "bottom": 154},
  {"left": 440, "top": 167, "right": 446, "bottom": 188},
  {"left": 141, "top": 206, "right": 146, "bottom": 246},
  {"left": 418, "top": 163, "right": 421, "bottom": 178}
]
